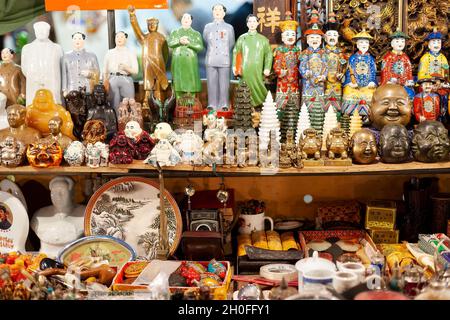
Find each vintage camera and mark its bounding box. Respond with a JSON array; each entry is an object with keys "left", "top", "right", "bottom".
[{"left": 188, "top": 209, "right": 222, "bottom": 232}]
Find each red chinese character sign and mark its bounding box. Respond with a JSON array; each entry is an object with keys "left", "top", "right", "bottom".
[
  {"left": 45, "top": 0, "right": 168, "bottom": 11},
  {"left": 254, "top": 0, "right": 293, "bottom": 44}
]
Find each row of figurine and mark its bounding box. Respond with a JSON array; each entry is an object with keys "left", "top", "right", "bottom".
[{"left": 2, "top": 4, "right": 450, "bottom": 121}]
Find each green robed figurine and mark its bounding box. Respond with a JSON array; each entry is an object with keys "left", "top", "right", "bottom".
[
  {"left": 167, "top": 13, "right": 204, "bottom": 99},
  {"left": 232, "top": 14, "right": 273, "bottom": 107}
]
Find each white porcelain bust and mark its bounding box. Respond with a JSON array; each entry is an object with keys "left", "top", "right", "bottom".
[{"left": 30, "top": 176, "right": 86, "bottom": 258}]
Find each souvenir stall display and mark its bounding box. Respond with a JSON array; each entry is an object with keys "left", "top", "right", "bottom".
[{"left": 1, "top": 1, "right": 450, "bottom": 303}]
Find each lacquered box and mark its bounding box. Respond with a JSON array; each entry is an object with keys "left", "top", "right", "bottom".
[{"left": 365, "top": 200, "right": 397, "bottom": 230}]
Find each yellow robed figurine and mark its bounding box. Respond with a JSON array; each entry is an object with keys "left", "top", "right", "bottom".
[{"left": 418, "top": 28, "right": 449, "bottom": 81}]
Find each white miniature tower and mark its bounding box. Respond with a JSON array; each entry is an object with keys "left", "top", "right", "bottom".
[
  {"left": 321, "top": 107, "right": 338, "bottom": 151},
  {"left": 259, "top": 92, "right": 281, "bottom": 151},
  {"left": 349, "top": 109, "right": 363, "bottom": 138},
  {"left": 295, "top": 103, "right": 311, "bottom": 145}
]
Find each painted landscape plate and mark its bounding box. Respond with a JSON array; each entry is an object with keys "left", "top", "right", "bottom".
[
  {"left": 57, "top": 235, "right": 136, "bottom": 268},
  {"left": 84, "top": 177, "right": 182, "bottom": 260}
]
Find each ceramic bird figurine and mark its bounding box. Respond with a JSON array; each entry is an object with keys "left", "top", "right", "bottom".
[{"left": 340, "top": 18, "right": 356, "bottom": 43}]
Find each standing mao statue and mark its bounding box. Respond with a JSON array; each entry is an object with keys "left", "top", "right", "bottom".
[
  {"left": 103, "top": 31, "right": 139, "bottom": 113},
  {"left": 380, "top": 30, "right": 414, "bottom": 100},
  {"left": 61, "top": 32, "right": 100, "bottom": 97},
  {"left": 418, "top": 28, "right": 449, "bottom": 81},
  {"left": 0, "top": 48, "right": 26, "bottom": 106},
  {"left": 203, "top": 4, "right": 235, "bottom": 111},
  {"left": 232, "top": 14, "right": 272, "bottom": 107},
  {"left": 21, "top": 21, "right": 64, "bottom": 104},
  {"left": 167, "top": 13, "right": 204, "bottom": 99},
  {"left": 273, "top": 12, "right": 300, "bottom": 111},
  {"left": 128, "top": 6, "right": 169, "bottom": 107}
]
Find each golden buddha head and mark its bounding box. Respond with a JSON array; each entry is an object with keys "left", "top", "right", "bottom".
[
  {"left": 350, "top": 129, "right": 377, "bottom": 164},
  {"left": 6, "top": 104, "right": 26, "bottom": 128},
  {"left": 370, "top": 84, "right": 411, "bottom": 130},
  {"left": 32, "top": 89, "right": 55, "bottom": 110}
]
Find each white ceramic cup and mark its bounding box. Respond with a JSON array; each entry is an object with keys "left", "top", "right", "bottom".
[
  {"left": 238, "top": 212, "right": 274, "bottom": 234},
  {"left": 339, "top": 262, "right": 366, "bottom": 283},
  {"left": 303, "top": 269, "right": 335, "bottom": 286},
  {"left": 332, "top": 271, "right": 359, "bottom": 293}
]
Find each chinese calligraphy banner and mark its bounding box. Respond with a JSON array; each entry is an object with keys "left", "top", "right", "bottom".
[
  {"left": 254, "top": 0, "right": 290, "bottom": 45},
  {"left": 45, "top": 0, "right": 168, "bottom": 11}
]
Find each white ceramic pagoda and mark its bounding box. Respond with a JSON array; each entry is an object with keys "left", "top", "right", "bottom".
[
  {"left": 349, "top": 108, "right": 363, "bottom": 138},
  {"left": 295, "top": 103, "right": 311, "bottom": 145},
  {"left": 321, "top": 107, "right": 338, "bottom": 151},
  {"left": 259, "top": 91, "right": 281, "bottom": 151}
]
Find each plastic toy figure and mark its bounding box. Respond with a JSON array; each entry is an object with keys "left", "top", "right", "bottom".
[
  {"left": 273, "top": 12, "right": 300, "bottom": 110},
  {"left": 323, "top": 13, "right": 347, "bottom": 114},
  {"left": 232, "top": 14, "right": 272, "bottom": 107},
  {"left": 342, "top": 29, "right": 377, "bottom": 123},
  {"left": 0, "top": 48, "right": 26, "bottom": 106},
  {"left": 21, "top": 22, "right": 64, "bottom": 104},
  {"left": 168, "top": 13, "right": 204, "bottom": 99},
  {"left": 61, "top": 32, "right": 100, "bottom": 96},
  {"left": 203, "top": 4, "right": 235, "bottom": 111},
  {"left": 103, "top": 31, "right": 139, "bottom": 112},
  {"left": 87, "top": 84, "right": 118, "bottom": 141},
  {"left": 418, "top": 28, "right": 449, "bottom": 81},
  {"left": 380, "top": 30, "right": 414, "bottom": 99},
  {"left": 413, "top": 78, "right": 441, "bottom": 122},
  {"left": 128, "top": 6, "right": 169, "bottom": 106}
]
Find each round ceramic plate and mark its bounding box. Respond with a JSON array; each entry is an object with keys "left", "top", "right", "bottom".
[
  {"left": 274, "top": 220, "right": 304, "bottom": 231},
  {"left": 0, "top": 179, "right": 27, "bottom": 211},
  {"left": 84, "top": 177, "right": 182, "bottom": 260},
  {"left": 307, "top": 240, "right": 332, "bottom": 252},
  {"left": 336, "top": 240, "right": 361, "bottom": 252},
  {"left": 57, "top": 235, "right": 136, "bottom": 268}
]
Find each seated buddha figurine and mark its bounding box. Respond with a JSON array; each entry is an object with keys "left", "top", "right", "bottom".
[
  {"left": 25, "top": 88, "right": 76, "bottom": 140},
  {"left": 39, "top": 116, "right": 73, "bottom": 151},
  {"left": 0, "top": 104, "right": 41, "bottom": 145}
]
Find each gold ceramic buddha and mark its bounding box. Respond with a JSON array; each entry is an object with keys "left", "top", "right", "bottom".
[
  {"left": 0, "top": 104, "right": 41, "bottom": 145},
  {"left": 25, "top": 89, "right": 76, "bottom": 140},
  {"left": 39, "top": 116, "right": 73, "bottom": 151}
]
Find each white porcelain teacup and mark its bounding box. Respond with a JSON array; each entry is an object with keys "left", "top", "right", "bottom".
[
  {"left": 303, "top": 269, "right": 335, "bottom": 286},
  {"left": 332, "top": 271, "right": 359, "bottom": 293},
  {"left": 238, "top": 212, "right": 274, "bottom": 235},
  {"left": 338, "top": 262, "right": 366, "bottom": 283}
]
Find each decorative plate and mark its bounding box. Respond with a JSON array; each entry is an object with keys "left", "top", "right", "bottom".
[
  {"left": 57, "top": 235, "right": 136, "bottom": 268},
  {"left": 0, "top": 179, "right": 27, "bottom": 211},
  {"left": 84, "top": 177, "right": 182, "bottom": 260},
  {"left": 0, "top": 191, "right": 28, "bottom": 252}
]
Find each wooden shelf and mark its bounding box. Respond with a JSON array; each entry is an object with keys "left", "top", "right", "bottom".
[{"left": 2, "top": 161, "right": 450, "bottom": 176}]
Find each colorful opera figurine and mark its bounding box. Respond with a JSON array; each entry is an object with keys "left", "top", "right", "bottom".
[
  {"left": 413, "top": 78, "right": 441, "bottom": 122},
  {"left": 342, "top": 29, "right": 377, "bottom": 123},
  {"left": 0, "top": 104, "right": 41, "bottom": 145},
  {"left": 124, "top": 120, "right": 155, "bottom": 159},
  {"left": 64, "top": 141, "right": 86, "bottom": 166},
  {"left": 178, "top": 129, "right": 203, "bottom": 164},
  {"left": 128, "top": 6, "right": 169, "bottom": 106},
  {"left": 203, "top": 4, "right": 235, "bottom": 111},
  {"left": 299, "top": 128, "right": 322, "bottom": 160},
  {"left": 323, "top": 13, "right": 347, "bottom": 114},
  {"left": 411, "top": 120, "right": 449, "bottom": 162},
  {"left": 108, "top": 132, "right": 135, "bottom": 164},
  {"left": 326, "top": 127, "right": 349, "bottom": 160},
  {"left": 418, "top": 28, "right": 449, "bottom": 81},
  {"left": 81, "top": 120, "right": 107, "bottom": 145},
  {"left": 350, "top": 129, "right": 377, "bottom": 164},
  {"left": 30, "top": 176, "right": 86, "bottom": 258},
  {"left": 103, "top": 31, "right": 139, "bottom": 112},
  {"left": 86, "top": 141, "right": 109, "bottom": 168},
  {"left": 379, "top": 124, "right": 411, "bottom": 163},
  {"left": 0, "top": 48, "right": 26, "bottom": 106},
  {"left": 299, "top": 12, "right": 327, "bottom": 110},
  {"left": 61, "top": 32, "right": 100, "bottom": 97},
  {"left": 232, "top": 14, "right": 273, "bottom": 107},
  {"left": 380, "top": 30, "right": 414, "bottom": 99},
  {"left": 431, "top": 74, "right": 450, "bottom": 123},
  {"left": 26, "top": 141, "right": 62, "bottom": 168},
  {"left": 168, "top": 13, "right": 204, "bottom": 99},
  {"left": 370, "top": 83, "right": 411, "bottom": 130},
  {"left": 25, "top": 89, "right": 76, "bottom": 140},
  {"left": 144, "top": 139, "right": 181, "bottom": 166},
  {"left": 0, "top": 136, "right": 26, "bottom": 167},
  {"left": 87, "top": 84, "right": 118, "bottom": 141},
  {"left": 64, "top": 89, "right": 88, "bottom": 140},
  {"left": 39, "top": 117, "right": 73, "bottom": 151},
  {"left": 273, "top": 12, "right": 300, "bottom": 110},
  {"left": 21, "top": 21, "right": 64, "bottom": 104},
  {"left": 117, "top": 97, "right": 143, "bottom": 132}
]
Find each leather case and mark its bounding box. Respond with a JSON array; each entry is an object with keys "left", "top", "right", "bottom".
[{"left": 181, "top": 231, "right": 224, "bottom": 261}]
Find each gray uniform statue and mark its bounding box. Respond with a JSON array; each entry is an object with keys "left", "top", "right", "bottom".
[
  {"left": 203, "top": 4, "right": 235, "bottom": 111},
  {"left": 62, "top": 32, "right": 100, "bottom": 96}
]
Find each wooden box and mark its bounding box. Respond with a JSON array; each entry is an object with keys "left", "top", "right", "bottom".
[{"left": 365, "top": 200, "right": 397, "bottom": 230}]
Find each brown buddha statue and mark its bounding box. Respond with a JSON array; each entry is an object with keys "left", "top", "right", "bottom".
[
  {"left": 0, "top": 104, "right": 41, "bottom": 145},
  {"left": 39, "top": 116, "right": 73, "bottom": 151},
  {"left": 25, "top": 88, "right": 76, "bottom": 140}
]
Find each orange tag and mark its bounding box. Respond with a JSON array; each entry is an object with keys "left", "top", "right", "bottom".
[{"left": 45, "top": 0, "right": 168, "bottom": 11}]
